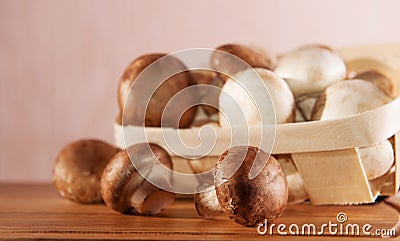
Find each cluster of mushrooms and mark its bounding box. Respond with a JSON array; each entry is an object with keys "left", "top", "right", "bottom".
[{"left": 53, "top": 43, "right": 395, "bottom": 227}]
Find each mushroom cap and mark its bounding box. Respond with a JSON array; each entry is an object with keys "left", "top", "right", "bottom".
[
  {"left": 118, "top": 53, "right": 165, "bottom": 110},
  {"left": 190, "top": 69, "right": 226, "bottom": 116},
  {"left": 274, "top": 46, "right": 346, "bottom": 98},
  {"left": 100, "top": 143, "right": 174, "bottom": 214},
  {"left": 215, "top": 146, "right": 288, "bottom": 227},
  {"left": 119, "top": 53, "right": 197, "bottom": 128},
  {"left": 311, "top": 79, "right": 393, "bottom": 120},
  {"left": 191, "top": 119, "right": 220, "bottom": 128},
  {"left": 346, "top": 58, "right": 398, "bottom": 98},
  {"left": 219, "top": 68, "right": 295, "bottom": 127},
  {"left": 311, "top": 79, "right": 394, "bottom": 180},
  {"left": 188, "top": 155, "right": 218, "bottom": 174},
  {"left": 52, "top": 139, "right": 118, "bottom": 204},
  {"left": 211, "top": 43, "right": 276, "bottom": 76},
  {"left": 357, "top": 140, "right": 394, "bottom": 180},
  {"left": 353, "top": 71, "right": 394, "bottom": 97}
]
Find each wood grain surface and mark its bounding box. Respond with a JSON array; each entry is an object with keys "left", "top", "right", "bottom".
[{"left": 0, "top": 184, "right": 398, "bottom": 240}]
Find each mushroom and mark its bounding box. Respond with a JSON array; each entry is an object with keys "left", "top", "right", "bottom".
[
  {"left": 311, "top": 79, "right": 394, "bottom": 180},
  {"left": 194, "top": 183, "right": 223, "bottom": 219},
  {"left": 357, "top": 141, "right": 394, "bottom": 180},
  {"left": 118, "top": 53, "right": 197, "bottom": 128},
  {"left": 311, "top": 79, "right": 393, "bottom": 120},
  {"left": 100, "top": 143, "right": 175, "bottom": 215},
  {"left": 190, "top": 69, "right": 226, "bottom": 116},
  {"left": 219, "top": 68, "right": 295, "bottom": 127},
  {"left": 193, "top": 147, "right": 288, "bottom": 225},
  {"left": 274, "top": 155, "right": 308, "bottom": 204},
  {"left": 52, "top": 139, "right": 119, "bottom": 204},
  {"left": 351, "top": 71, "right": 394, "bottom": 97},
  {"left": 117, "top": 53, "right": 162, "bottom": 111},
  {"left": 211, "top": 43, "right": 276, "bottom": 76},
  {"left": 214, "top": 146, "right": 288, "bottom": 227},
  {"left": 346, "top": 58, "right": 397, "bottom": 97},
  {"left": 191, "top": 119, "right": 219, "bottom": 128},
  {"left": 274, "top": 46, "right": 346, "bottom": 98},
  {"left": 188, "top": 156, "right": 218, "bottom": 175},
  {"left": 296, "top": 96, "right": 318, "bottom": 122},
  {"left": 185, "top": 121, "right": 220, "bottom": 184}
]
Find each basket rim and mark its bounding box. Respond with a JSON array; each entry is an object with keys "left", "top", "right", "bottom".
[{"left": 114, "top": 97, "right": 400, "bottom": 155}]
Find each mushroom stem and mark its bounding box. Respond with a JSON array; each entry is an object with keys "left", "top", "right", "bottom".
[
  {"left": 194, "top": 183, "right": 223, "bottom": 219},
  {"left": 129, "top": 164, "right": 175, "bottom": 215},
  {"left": 275, "top": 155, "right": 308, "bottom": 204},
  {"left": 101, "top": 143, "right": 175, "bottom": 215}
]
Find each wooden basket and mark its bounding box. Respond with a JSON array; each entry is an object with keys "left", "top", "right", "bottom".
[{"left": 114, "top": 44, "right": 400, "bottom": 205}]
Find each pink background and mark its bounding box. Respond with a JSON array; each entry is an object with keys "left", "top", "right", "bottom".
[{"left": 1, "top": 0, "right": 400, "bottom": 182}]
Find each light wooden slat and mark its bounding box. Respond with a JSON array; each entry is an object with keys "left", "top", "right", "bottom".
[{"left": 114, "top": 97, "right": 400, "bottom": 155}]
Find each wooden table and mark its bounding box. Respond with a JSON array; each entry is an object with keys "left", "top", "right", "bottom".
[{"left": 0, "top": 184, "right": 399, "bottom": 240}]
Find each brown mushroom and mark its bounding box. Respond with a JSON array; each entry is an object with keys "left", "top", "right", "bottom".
[
  {"left": 190, "top": 69, "right": 226, "bottom": 116},
  {"left": 100, "top": 143, "right": 175, "bottom": 215},
  {"left": 52, "top": 139, "right": 119, "bottom": 204},
  {"left": 118, "top": 53, "right": 197, "bottom": 128},
  {"left": 214, "top": 146, "right": 288, "bottom": 227},
  {"left": 211, "top": 43, "right": 276, "bottom": 76}
]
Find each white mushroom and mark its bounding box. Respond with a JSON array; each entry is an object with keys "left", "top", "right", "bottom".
[
  {"left": 357, "top": 141, "right": 394, "bottom": 180},
  {"left": 296, "top": 97, "right": 318, "bottom": 122},
  {"left": 312, "top": 79, "right": 394, "bottom": 180},
  {"left": 219, "top": 68, "right": 295, "bottom": 127},
  {"left": 346, "top": 58, "right": 397, "bottom": 97},
  {"left": 274, "top": 46, "right": 346, "bottom": 98},
  {"left": 311, "top": 79, "right": 393, "bottom": 120},
  {"left": 353, "top": 71, "right": 394, "bottom": 98},
  {"left": 275, "top": 155, "right": 308, "bottom": 204}
]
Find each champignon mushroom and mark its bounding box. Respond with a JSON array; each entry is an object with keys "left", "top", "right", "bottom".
[
  {"left": 191, "top": 119, "right": 219, "bottom": 128},
  {"left": 352, "top": 71, "right": 394, "bottom": 98},
  {"left": 118, "top": 53, "right": 197, "bottom": 128},
  {"left": 346, "top": 58, "right": 397, "bottom": 98},
  {"left": 214, "top": 146, "right": 288, "bottom": 227},
  {"left": 296, "top": 97, "right": 317, "bottom": 122},
  {"left": 274, "top": 155, "right": 308, "bottom": 204},
  {"left": 100, "top": 143, "right": 175, "bottom": 215},
  {"left": 117, "top": 53, "right": 163, "bottom": 111},
  {"left": 311, "top": 79, "right": 393, "bottom": 120},
  {"left": 52, "top": 139, "right": 119, "bottom": 204},
  {"left": 274, "top": 46, "right": 346, "bottom": 98},
  {"left": 219, "top": 68, "right": 295, "bottom": 127},
  {"left": 211, "top": 43, "right": 276, "bottom": 76},
  {"left": 190, "top": 69, "right": 226, "bottom": 116},
  {"left": 357, "top": 140, "right": 394, "bottom": 180},
  {"left": 311, "top": 79, "right": 394, "bottom": 180},
  {"left": 194, "top": 183, "right": 223, "bottom": 219}
]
